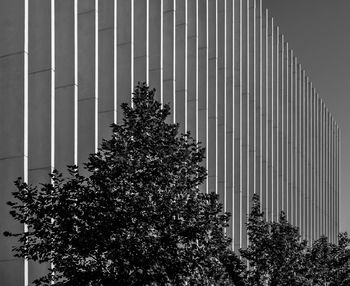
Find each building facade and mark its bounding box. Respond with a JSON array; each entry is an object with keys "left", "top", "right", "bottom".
[{"left": 0, "top": 0, "right": 340, "bottom": 284}]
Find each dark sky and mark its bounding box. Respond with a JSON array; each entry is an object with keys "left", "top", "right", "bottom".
[{"left": 263, "top": 0, "right": 350, "bottom": 233}]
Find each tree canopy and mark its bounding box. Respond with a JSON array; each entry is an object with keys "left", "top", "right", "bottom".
[
  {"left": 5, "top": 83, "right": 245, "bottom": 286},
  {"left": 4, "top": 83, "right": 350, "bottom": 285}
]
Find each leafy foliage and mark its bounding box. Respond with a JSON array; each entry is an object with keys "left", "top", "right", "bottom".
[
  {"left": 5, "top": 83, "right": 245, "bottom": 286},
  {"left": 241, "top": 194, "right": 350, "bottom": 285},
  {"left": 304, "top": 232, "right": 350, "bottom": 285},
  {"left": 241, "top": 194, "right": 307, "bottom": 286}
]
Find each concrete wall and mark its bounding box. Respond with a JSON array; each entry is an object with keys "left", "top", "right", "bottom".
[{"left": 0, "top": 0, "right": 340, "bottom": 284}]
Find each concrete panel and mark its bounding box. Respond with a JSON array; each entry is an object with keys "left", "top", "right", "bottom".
[
  {"left": 0, "top": 260, "right": 24, "bottom": 286},
  {"left": 78, "top": 1, "right": 98, "bottom": 166},
  {"left": 149, "top": 0, "right": 163, "bottom": 101},
  {"left": 98, "top": 111, "right": 114, "bottom": 143},
  {"left": 134, "top": 0, "right": 148, "bottom": 84},
  {"left": 0, "top": 2, "right": 27, "bottom": 283},
  {"left": 163, "top": 0, "right": 176, "bottom": 122},
  {"left": 98, "top": 28, "right": 115, "bottom": 113},
  {"left": 98, "top": 0, "right": 116, "bottom": 144},
  {"left": 0, "top": 1, "right": 26, "bottom": 57},
  {"left": 187, "top": 0, "right": 198, "bottom": 139},
  {"left": 116, "top": 43, "right": 132, "bottom": 122},
  {"left": 28, "top": 71, "right": 53, "bottom": 170},
  {"left": 0, "top": 156, "right": 25, "bottom": 236},
  {"left": 197, "top": 0, "right": 208, "bottom": 193},
  {"left": 28, "top": 0, "right": 52, "bottom": 73},
  {"left": 29, "top": 261, "right": 49, "bottom": 286},
  {"left": 55, "top": 0, "right": 76, "bottom": 88},
  {"left": 175, "top": 0, "right": 187, "bottom": 133},
  {"left": 55, "top": 86, "right": 76, "bottom": 171},
  {"left": 55, "top": 0, "right": 77, "bottom": 172},
  {"left": 0, "top": 55, "right": 26, "bottom": 159},
  {"left": 78, "top": 9, "right": 97, "bottom": 101},
  {"left": 28, "top": 1, "right": 54, "bottom": 280},
  {"left": 78, "top": 0, "right": 96, "bottom": 14},
  {"left": 98, "top": 0, "right": 114, "bottom": 29},
  {"left": 78, "top": 98, "right": 98, "bottom": 164}
]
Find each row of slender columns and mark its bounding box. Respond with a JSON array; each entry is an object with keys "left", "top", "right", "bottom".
[
  {"left": 0, "top": 0, "right": 340, "bottom": 284},
  {"left": 238, "top": 0, "right": 340, "bottom": 248}
]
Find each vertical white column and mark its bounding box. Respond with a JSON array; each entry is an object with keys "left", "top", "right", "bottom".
[
  {"left": 306, "top": 74, "right": 310, "bottom": 238},
  {"left": 322, "top": 101, "right": 326, "bottom": 236},
  {"left": 134, "top": 0, "right": 149, "bottom": 85},
  {"left": 117, "top": 0, "right": 133, "bottom": 120},
  {"left": 28, "top": 0, "right": 55, "bottom": 282},
  {"left": 233, "top": 0, "right": 241, "bottom": 251},
  {"left": 198, "top": 0, "right": 208, "bottom": 193},
  {"left": 283, "top": 40, "right": 289, "bottom": 214},
  {"left": 247, "top": 0, "right": 256, "bottom": 221},
  {"left": 149, "top": 0, "right": 163, "bottom": 102},
  {"left": 310, "top": 88, "right": 314, "bottom": 240},
  {"left": 312, "top": 87, "right": 316, "bottom": 241},
  {"left": 280, "top": 34, "right": 285, "bottom": 213},
  {"left": 301, "top": 70, "right": 306, "bottom": 238},
  {"left": 277, "top": 28, "right": 283, "bottom": 216},
  {"left": 0, "top": 1, "right": 28, "bottom": 284},
  {"left": 291, "top": 53, "right": 296, "bottom": 226},
  {"left": 78, "top": 0, "right": 98, "bottom": 166},
  {"left": 325, "top": 110, "right": 329, "bottom": 238},
  {"left": 226, "top": 0, "right": 234, "bottom": 239},
  {"left": 316, "top": 94, "right": 320, "bottom": 238},
  {"left": 297, "top": 63, "right": 302, "bottom": 230},
  {"left": 255, "top": 0, "right": 263, "bottom": 203},
  {"left": 287, "top": 50, "right": 293, "bottom": 222},
  {"left": 98, "top": 0, "right": 117, "bottom": 142},
  {"left": 272, "top": 23, "right": 278, "bottom": 221},
  {"left": 217, "top": 0, "right": 226, "bottom": 207},
  {"left": 240, "top": 0, "right": 248, "bottom": 248},
  {"left": 207, "top": 0, "right": 218, "bottom": 195},
  {"left": 320, "top": 100, "right": 324, "bottom": 236},
  {"left": 163, "top": 0, "right": 176, "bottom": 122},
  {"left": 337, "top": 126, "right": 340, "bottom": 242},
  {"left": 266, "top": 15, "right": 273, "bottom": 221},
  {"left": 55, "top": 0, "right": 78, "bottom": 170},
  {"left": 260, "top": 8, "right": 268, "bottom": 216},
  {"left": 187, "top": 0, "right": 198, "bottom": 139},
  {"left": 331, "top": 118, "right": 335, "bottom": 242},
  {"left": 175, "top": 0, "right": 187, "bottom": 133},
  {"left": 324, "top": 107, "right": 328, "bottom": 238}
]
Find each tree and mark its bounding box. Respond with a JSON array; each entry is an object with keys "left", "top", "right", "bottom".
[
  {"left": 4, "top": 83, "right": 245, "bottom": 286},
  {"left": 305, "top": 232, "right": 350, "bottom": 286},
  {"left": 240, "top": 194, "right": 307, "bottom": 286},
  {"left": 240, "top": 194, "right": 271, "bottom": 286}
]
